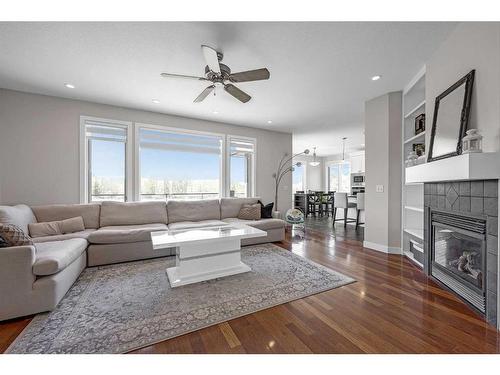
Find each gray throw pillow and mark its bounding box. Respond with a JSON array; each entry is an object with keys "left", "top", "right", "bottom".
[
  {"left": 0, "top": 223, "right": 34, "bottom": 247},
  {"left": 237, "top": 203, "right": 261, "bottom": 220}
]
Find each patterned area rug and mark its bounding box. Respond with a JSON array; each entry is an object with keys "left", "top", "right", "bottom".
[{"left": 7, "top": 243, "right": 354, "bottom": 354}]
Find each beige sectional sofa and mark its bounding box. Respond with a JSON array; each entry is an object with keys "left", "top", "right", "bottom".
[{"left": 0, "top": 198, "right": 285, "bottom": 321}]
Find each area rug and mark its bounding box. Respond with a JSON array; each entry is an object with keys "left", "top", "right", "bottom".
[{"left": 7, "top": 243, "right": 354, "bottom": 354}]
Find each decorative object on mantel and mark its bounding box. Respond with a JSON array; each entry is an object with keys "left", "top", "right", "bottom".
[
  {"left": 413, "top": 143, "right": 425, "bottom": 157},
  {"left": 414, "top": 113, "right": 425, "bottom": 135},
  {"left": 416, "top": 155, "right": 426, "bottom": 165},
  {"left": 273, "top": 148, "right": 310, "bottom": 217},
  {"left": 309, "top": 147, "right": 320, "bottom": 167},
  {"left": 428, "top": 69, "right": 475, "bottom": 162},
  {"left": 462, "top": 129, "right": 483, "bottom": 154},
  {"left": 405, "top": 150, "right": 419, "bottom": 167}
]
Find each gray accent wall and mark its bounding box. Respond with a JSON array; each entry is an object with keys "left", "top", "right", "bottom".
[
  {"left": 0, "top": 89, "right": 292, "bottom": 210},
  {"left": 426, "top": 22, "right": 500, "bottom": 154},
  {"left": 364, "top": 91, "right": 402, "bottom": 251}
]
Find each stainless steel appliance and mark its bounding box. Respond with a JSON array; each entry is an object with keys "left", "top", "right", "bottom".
[{"left": 351, "top": 173, "right": 365, "bottom": 195}]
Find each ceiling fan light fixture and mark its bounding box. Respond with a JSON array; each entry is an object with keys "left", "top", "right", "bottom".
[{"left": 161, "top": 45, "right": 269, "bottom": 104}]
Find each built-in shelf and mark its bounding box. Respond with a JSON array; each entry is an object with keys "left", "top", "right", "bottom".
[
  {"left": 403, "top": 250, "right": 423, "bottom": 268},
  {"left": 404, "top": 131, "right": 426, "bottom": 144},
  {"left": 404, "top": 228, "right": 424, "bottom": 240},
  {"left": 404, "top": 100, "right": 425, "bottom": 119},
  {"left": 404, "top": 205, "right": 424, "bottom": 213},
  {"left": 402, "top": 67, "right": 426, "bottom": 269}
]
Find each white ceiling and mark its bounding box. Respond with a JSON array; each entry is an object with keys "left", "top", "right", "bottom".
[{"left": 0, "top": 22, "right": 456, "bottom": 155}]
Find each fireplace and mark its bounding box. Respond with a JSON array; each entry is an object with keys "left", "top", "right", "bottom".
[
  {"left": 424, "top": 180, "right": 498, "bottom": 326},
  {"left": 430, "top": 211, "right": 486, "bottom": 312}
]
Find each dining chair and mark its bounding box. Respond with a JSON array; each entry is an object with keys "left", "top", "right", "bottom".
[
  {"left": 307, "top": 193, "right": 320, "bottom": 217},
  {"left": 333, "top": 192, "right": 357, "bottom": 227},
  {"left": 322, "top": 192, "right": 334, "bottom": 217}
]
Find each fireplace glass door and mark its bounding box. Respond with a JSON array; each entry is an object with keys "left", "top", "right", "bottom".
[{"left": 432, "top": 223, "right": 484, "bottom": 290}]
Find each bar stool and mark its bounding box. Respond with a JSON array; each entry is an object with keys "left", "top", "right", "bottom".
[
  {"left": 355, "top": 193, "right": 365, "bottom": 228},
  {"left": 333, "top": 192, "right": 357, "bottom": 227}
]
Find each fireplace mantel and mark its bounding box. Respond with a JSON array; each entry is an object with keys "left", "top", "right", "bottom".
[{"left": 406, "top": 152, "right": 500, "bottom": 184}]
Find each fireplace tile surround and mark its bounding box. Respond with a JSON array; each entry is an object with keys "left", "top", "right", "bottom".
[{"left": 424, "top": 179, "right": 498, "bottom": 325}]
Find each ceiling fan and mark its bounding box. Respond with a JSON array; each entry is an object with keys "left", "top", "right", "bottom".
[{"left": 160, "top": 45, "right": 270, "bottom": 104}]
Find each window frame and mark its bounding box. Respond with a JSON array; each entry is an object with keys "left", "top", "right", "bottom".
[
  {"left": 79, "top": 116, "right": 133, "bottom": 203},
  {"left": 292, "top": 161, "right": 307, "bottom": 193},
  {"left": 134, "top": 123, "right": 226, "bottom": 201},
  {"left": 226, "top": 135, "right": 257, "bottom": 198},
  {"left": 326, "top": 160, "right": 351, "bottom": 193}
]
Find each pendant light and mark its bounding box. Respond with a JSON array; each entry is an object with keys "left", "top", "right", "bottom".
[
  {"left": 309, "top": 147, "right": 320, "bottom": 167},
  {"left": 342, "top": 137, "right": 347, "bottom": 160}
]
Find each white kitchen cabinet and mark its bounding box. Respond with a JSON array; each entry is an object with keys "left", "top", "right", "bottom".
[{"left": 350, "top": 151, "right": 365, "bottom": 173}]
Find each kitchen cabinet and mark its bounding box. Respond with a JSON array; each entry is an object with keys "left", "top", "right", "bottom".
[{"left": 350, "top": 151, "right": 365, "bottom": 173}]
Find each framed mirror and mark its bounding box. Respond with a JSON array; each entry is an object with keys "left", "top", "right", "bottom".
[{"left": 428, "top": 70, "right": 475, "bottom": 162}]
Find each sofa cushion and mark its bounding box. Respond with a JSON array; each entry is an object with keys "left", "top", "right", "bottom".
[
  {"left": 168, "top": 220, "right": 228, "bottom": 231},
  {"left": 100, "top": 201, "right": 167, "bottom": 227},
  {"left": 167, "top": 199, "right": 220, "bottom": 223},
  {"left": 88, "top": 223, "right": 168, "bottom": 244},
  {"left": 220, "top": 198, "right": 260, "bottom": 219},
  {"left": 0, "top": 204, "right": 37, "bottom": 234},
  {"left": 0, "top": 224, "right": 34, "bottom": 246},
  {"left": 32, "top": 229, "right": 97, "bottom": 243},
  {"left": 222, "top": 217, "right": 285, "bottom": 231},
  {"left": 33, "top": 238, "right": 87, "bottom": 276},
  {"left": 28, "top": 216, "right": 85, "bottom": 238},
  {"left": 32, "top": 204, "right": 100, "bottom": 229}
]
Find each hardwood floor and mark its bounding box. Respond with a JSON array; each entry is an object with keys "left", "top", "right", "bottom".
[{"left": 1, "top": 226, "right": 499, "bottom": 353}]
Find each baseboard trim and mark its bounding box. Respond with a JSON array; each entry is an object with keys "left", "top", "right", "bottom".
[{"left": 363, "top": 241, "right": 401, "bottom": 254}]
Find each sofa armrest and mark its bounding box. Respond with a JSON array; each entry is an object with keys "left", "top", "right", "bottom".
[{"left": 0, "top": 245, "right": 36, "bottom": 291}]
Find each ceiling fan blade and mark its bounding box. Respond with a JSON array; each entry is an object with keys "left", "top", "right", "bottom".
[
  {"left": 193, "top": 85, "right": 215, "bottom": 103},
  {"left": 229, "top": 68, "right": 270, "bottom": 83},
  {"left": 224, "top": 84, "right": 251, "bottom": 103},
  {"left": 201, "top": 45, "right": 221, "bottom": 74},
  {"left": 161, "top": 72, "right": 207, "bottom": 80}
]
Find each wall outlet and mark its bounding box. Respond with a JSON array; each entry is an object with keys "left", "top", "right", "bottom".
[{"left": 376, "top": 185, "right": 384, "bottom": 193}]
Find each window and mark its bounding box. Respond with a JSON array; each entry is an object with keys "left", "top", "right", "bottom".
[
  {"left": 328, "top": 162, "right": 350, "bottom": 192},
  {"left": 228, "top": 137, "right": 255, "bottom": 197},
  {"left": 292, "top": 163, "right": 305, "bottom": 193},
  {"left": 80, "top": 117, "right": 131, "bottom": 203},
  {"left": 138, "top": 126, "right": 223, "bottom": 200}
]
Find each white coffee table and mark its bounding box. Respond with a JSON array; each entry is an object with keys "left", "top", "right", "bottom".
[{"left": 151, "top": 224, "right": 266, "bottom": 287}]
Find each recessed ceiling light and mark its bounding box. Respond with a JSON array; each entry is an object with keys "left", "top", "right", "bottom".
[
  {"left": 371, "top": 75, "right": 381, "bottom": 81},
  {"left": 152, "top": 99, "right": 160, "bottom": 104},
  {"left": 267, "top": 120, "right": 273, "bottom": 124},
  {"left": 213, "top": 111, "right": 219, "bottom": 114},
  {"left": 64, "top": 83, "right": 75, "bottom": 89}
]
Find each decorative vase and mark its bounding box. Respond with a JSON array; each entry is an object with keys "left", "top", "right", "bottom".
[
  {"left": 462, "top": 129, "right": 483, "bottom": 154},
  {"left": 406, "top": 151, "right": 418, "bottom": 167}
]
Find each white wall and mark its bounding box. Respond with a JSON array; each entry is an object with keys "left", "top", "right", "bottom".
[
  {"left": 426, "top": 22, "right": 500, "bottom": 153},
  {"left": 364, "top": 91, "right": 402, "bottom": 252},
  {"left": 0, "top": 89, "right": 293, "bottom": 211}
]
